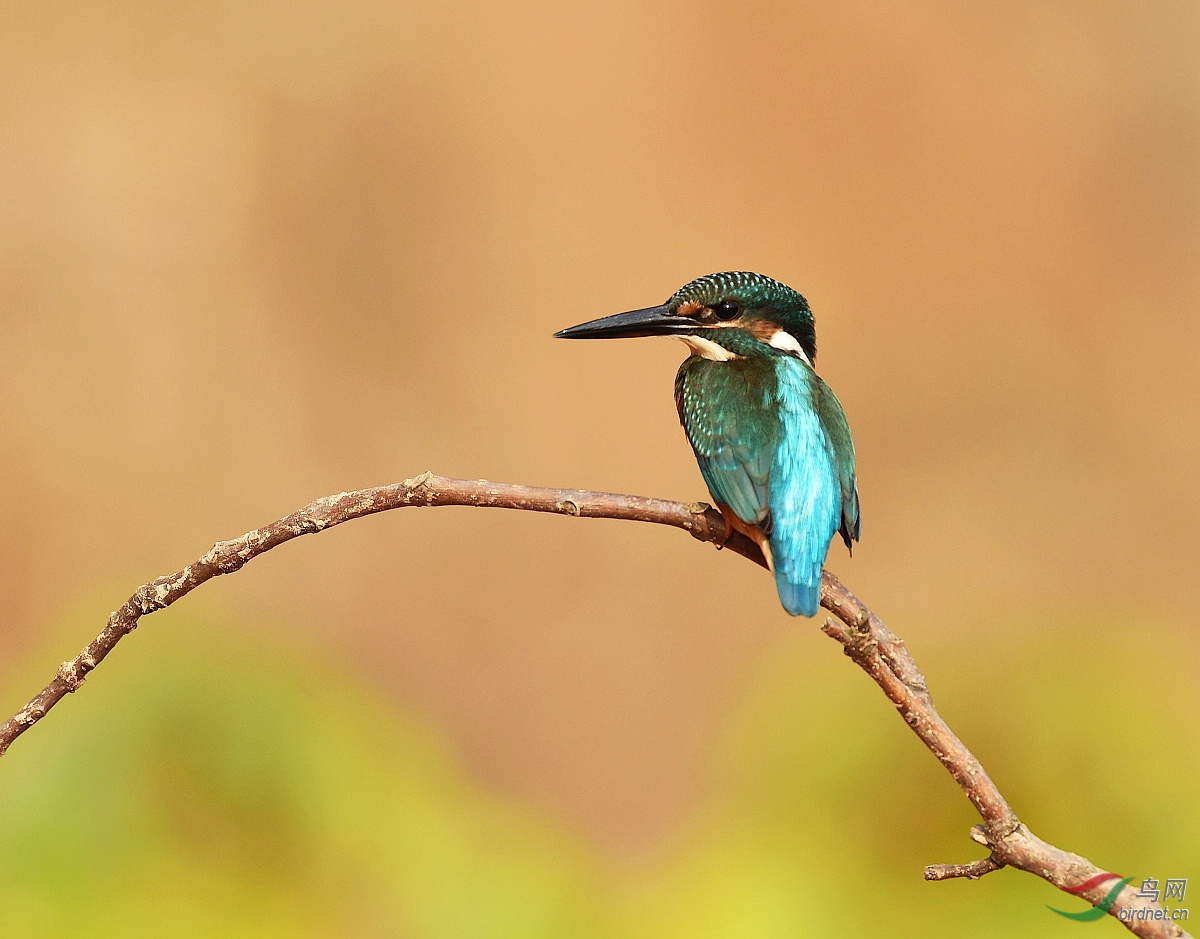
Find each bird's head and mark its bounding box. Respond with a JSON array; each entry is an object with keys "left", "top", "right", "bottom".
[{"left": 555, "top": 271, "right": 816, "bottom": 364}]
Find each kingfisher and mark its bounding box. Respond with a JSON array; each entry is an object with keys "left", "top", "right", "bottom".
[{"left": 555, "top": 271, "right": 859, "bottom": 617}]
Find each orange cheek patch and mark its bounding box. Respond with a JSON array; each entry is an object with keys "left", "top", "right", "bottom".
[{"left": 677, "top": 300, "right": 705, "bottom": 318}]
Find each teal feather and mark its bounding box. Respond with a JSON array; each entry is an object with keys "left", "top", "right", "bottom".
[
  {"left": 675, "top": 338, "right": 856, "bottom": 617},
  {"left": 674, "top": 355, "right": 778, "bottom": 529},
  {"left": 814, "top": 376, "right": 860, "bottom": 548},
  {"left": 767, "top": 358, "right": 841, "bottom": 616}
]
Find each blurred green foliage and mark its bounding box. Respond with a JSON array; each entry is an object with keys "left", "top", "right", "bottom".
[{"left": 2, "top": 607, "right": 1196, "bottom": 938}]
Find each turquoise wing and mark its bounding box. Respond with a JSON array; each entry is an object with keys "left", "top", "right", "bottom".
[
  {"left": 675, "top": 355, "right": 845, "bottom": 618},
  {"left": 674, "top": 357, "right": 779, "bottom": 530},
  {"left": 767, "top": 358, "right": 842, "bottom": 617},
  {"left": 814, "top": 375, "right": 860, "bottom": 549}
]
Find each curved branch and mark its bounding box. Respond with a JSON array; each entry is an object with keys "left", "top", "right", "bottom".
[
  {"left": 0, "top": 473, "right": 1188, "bottom": 938},
  {"left": 0, "top": 472, "right": 761, "bottom": 758}
]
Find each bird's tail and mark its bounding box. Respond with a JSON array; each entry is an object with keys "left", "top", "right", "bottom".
[{"left": 774, "top": 570, "right": 821, "bottom": 617}]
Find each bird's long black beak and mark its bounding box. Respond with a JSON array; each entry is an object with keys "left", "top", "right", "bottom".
[{"left": 554, "top": 304, "right": 691, "bottom": 340}]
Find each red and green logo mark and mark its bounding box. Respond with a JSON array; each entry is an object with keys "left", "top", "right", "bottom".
[
  {"left": 1048, "top": 873, "right": 1133, "bottom": 922},
  {"left": 1050, "top": 875, "right": 1190, "bottom": 924}
]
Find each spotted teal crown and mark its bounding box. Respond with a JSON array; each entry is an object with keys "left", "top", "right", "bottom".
[{"left": 669, "top": 271, "right": 817, "bottom": 363}]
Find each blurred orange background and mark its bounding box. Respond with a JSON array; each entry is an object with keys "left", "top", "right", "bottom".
[{"left": 1, "top": 2, "right": 1197, "bottom": 935}]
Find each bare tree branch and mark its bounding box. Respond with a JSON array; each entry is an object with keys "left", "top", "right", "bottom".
[
  {"left": 0, "top": 473, "right": 1188, "bottom": 937},
  {"left": 818, "top": 576, "right": 1188, "bottom": 936}
]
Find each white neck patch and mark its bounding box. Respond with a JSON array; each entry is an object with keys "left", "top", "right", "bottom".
[
  {"left": 767, "top": 328, "right": 811, "bottom": 365},
  {"left": 677, "top": 334, "right": 739, "bottom": 362}
]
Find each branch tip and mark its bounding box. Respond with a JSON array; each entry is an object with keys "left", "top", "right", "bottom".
[{"left": 925, "top": 857, "right": 1004, "bottom": 881}]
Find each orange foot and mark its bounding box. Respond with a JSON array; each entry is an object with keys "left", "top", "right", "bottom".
[{"left": 716, "top": 504, "right": 774, "bottom": 572}]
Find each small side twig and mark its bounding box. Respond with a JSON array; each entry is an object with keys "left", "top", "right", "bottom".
[
  {"left": 0, "top": 473, "right": 1188, "bottom": 939},
  {"left": 924, "top": 856, "right": 1004, "bottom": 881}
]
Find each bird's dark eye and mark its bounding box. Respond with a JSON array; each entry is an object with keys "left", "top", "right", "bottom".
[{"left": 712, "top": 300, "right": 741, "bottom": 320}]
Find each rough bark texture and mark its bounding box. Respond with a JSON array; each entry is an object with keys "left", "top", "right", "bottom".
[
  {"left": 0, "top": 473, "right": 1188, "bottom": 938},
  {"left": 818, "top": 573, "right": 1188, "bottom": 937}
]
